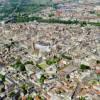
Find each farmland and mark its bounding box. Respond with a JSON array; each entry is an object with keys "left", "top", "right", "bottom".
[{"left": 0, "top": 0, "right": 51, "bottom": 20}]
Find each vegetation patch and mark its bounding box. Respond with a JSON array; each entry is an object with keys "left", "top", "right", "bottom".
[{"left": 80, "top": 64, "right": 90, "bottom": 71}]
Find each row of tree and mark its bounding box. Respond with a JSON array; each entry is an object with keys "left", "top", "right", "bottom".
[
  {"left": 15, "top": 15, "right": 87, "bottom": 25},
  {"left": 12, "top": 14, "right": 100, "bottom": 27}
]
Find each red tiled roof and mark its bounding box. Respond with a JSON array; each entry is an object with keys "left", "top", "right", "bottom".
[{"left": 96, "top": 70, "right": 100, "bottom": 74}]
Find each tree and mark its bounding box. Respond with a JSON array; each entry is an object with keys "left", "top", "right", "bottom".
[
  {"left": 9, "top": 91, "right": 15, "bottom": 97},
  {"left": 80, "top": 64, "right": 90, "bottom": 71},
  {"left": 79, "top": 96, "right": 86, "bottom": 100},
  {"left": 39, "top": 74, "right": 46, "bottom": 85},
  {"left": 11, "top": 59, "right": 26, "bottom": 71},
  {"left": 21, "top": 84, "right": 28, "bottom": 95},
  {"left": 27, "top": 96, "right": 33, "bottom": 100},
  {"left": 0, "top": 74, "right": 5, "bottom": 82}
]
